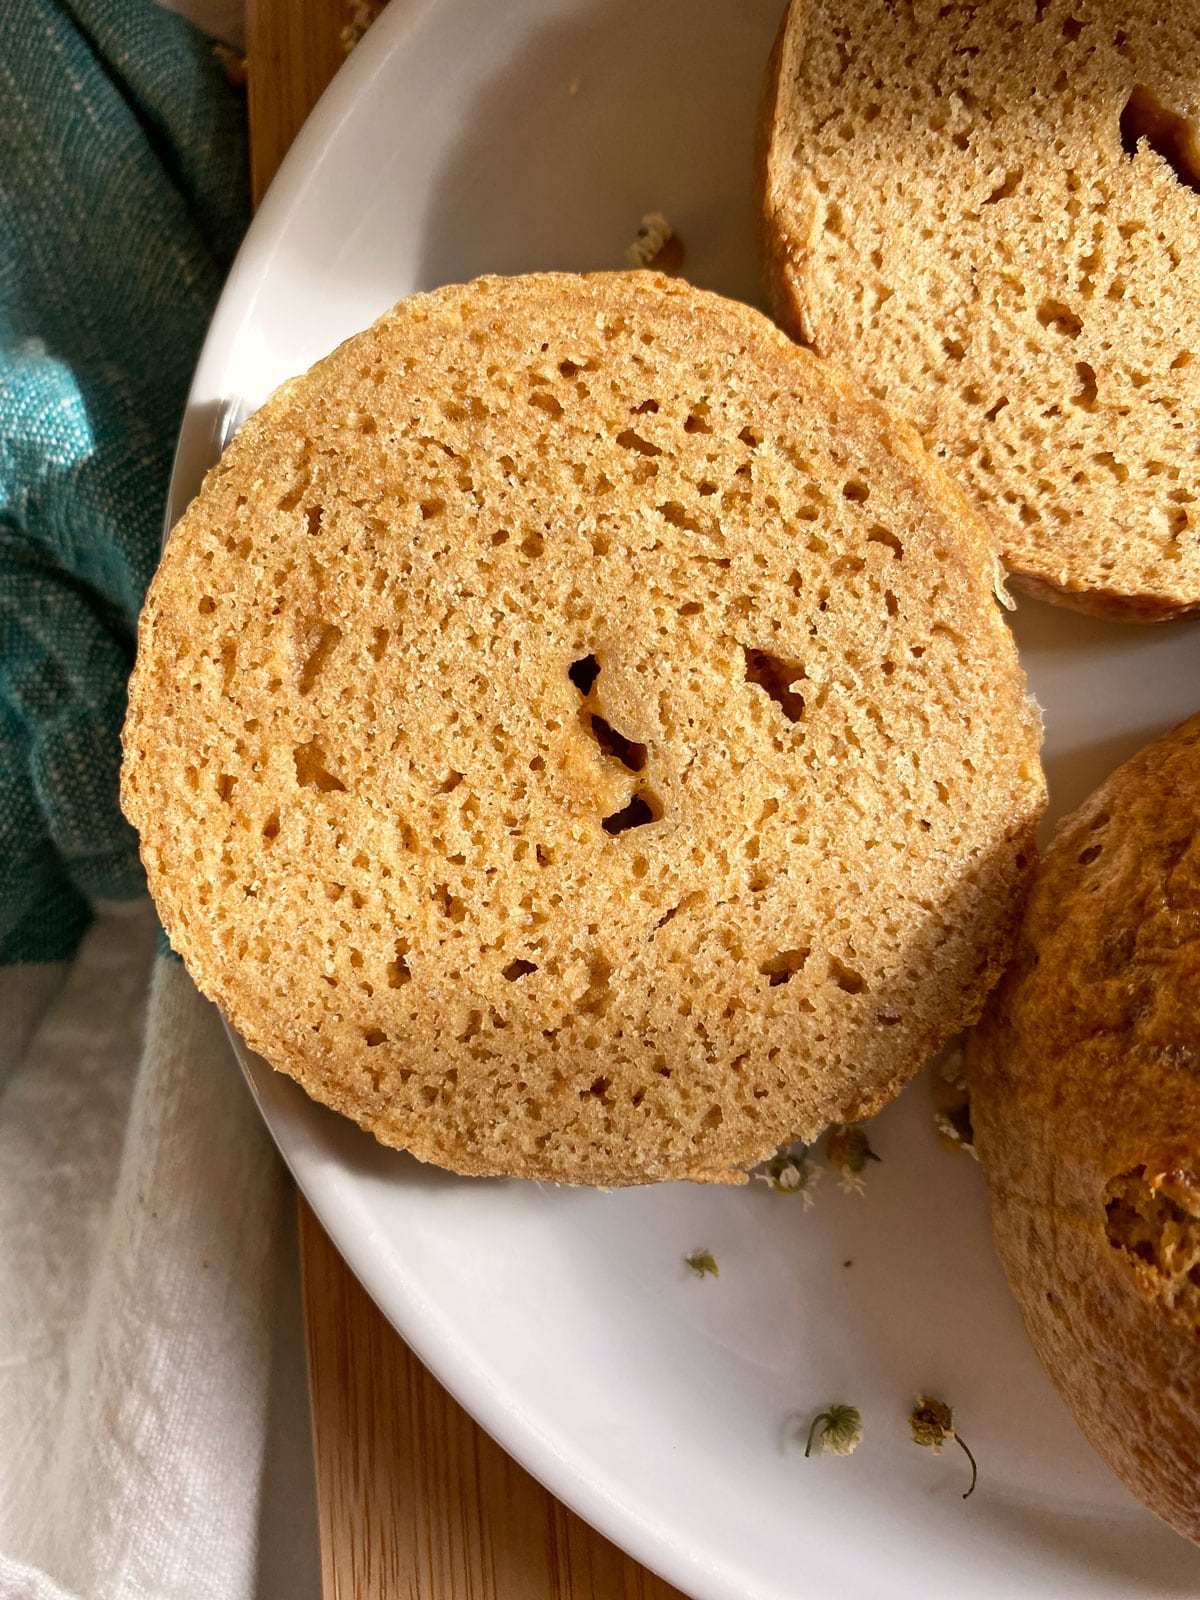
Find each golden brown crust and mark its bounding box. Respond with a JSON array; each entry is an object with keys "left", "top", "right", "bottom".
[
  {"left": 758, "top": 0, "right": 1200, "bottom": 620},
  {"left": 1005, "top": 565, "right": 1199, "bottom": 623},
  {"left": 968, "top": 714, "right": 1200, "bottom": 1544},
  {"left": 755, "top": 6, "right": 803, "bottom": 346},
  {"left": 123, "top": 271, "right": 1043, "bottom": 1185}
]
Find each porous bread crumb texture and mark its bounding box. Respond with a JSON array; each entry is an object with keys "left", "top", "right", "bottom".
[
  {"left": 760, "top": 0, "right": 1200, "bottom": 618},
  {"left": 122, "top": 271, "right": 1043, "bottom": 1186},
  {"left": 1105, "top": 1166, "right": 1200, "bottom": 1322},
  {"left": 968, "top": 714, "right": 1200, "bottom": 1544}
]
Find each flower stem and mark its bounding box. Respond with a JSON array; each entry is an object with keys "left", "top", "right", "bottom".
[{"left": 956, "top": 1433, "right": 978, "bottom": 1499}]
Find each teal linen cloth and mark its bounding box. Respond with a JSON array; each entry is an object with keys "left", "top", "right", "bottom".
[{"left": 0, "top": 0, "right": 248, "bottom": 963}]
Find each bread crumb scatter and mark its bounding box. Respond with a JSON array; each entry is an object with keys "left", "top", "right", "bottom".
[{"left": 121, "top": 272, "right": 1043, "bottom": 1186}]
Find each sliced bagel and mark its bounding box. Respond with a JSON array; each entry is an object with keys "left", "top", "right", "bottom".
[
  {"left": 122, "top": 271, "right": 1043, "bottom": 1184},
  {"left": 759, "top": 0, "right": 1200, "bottom": 619}
]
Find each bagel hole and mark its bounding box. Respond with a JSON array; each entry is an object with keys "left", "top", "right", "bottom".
[
  {"left": 602, "top": 790, "right": 661, "bottom": 835},
  {"left": 588, "top": 715, "right": 646, "bottom": 773},
  {"left": 568, "top": 654, "right": 601, "bottom": 695},
  {"left": 1120, "top": 85, "right": 1200, "bottom": 194},
  {"left": 743, "top": 647, "right": 806, "bottom": 723}
]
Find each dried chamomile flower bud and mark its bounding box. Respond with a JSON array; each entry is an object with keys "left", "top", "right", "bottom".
[
  {"left": 805, "top": 1404, "right": 863, "bottom": 1458},
  {"left": 932, "top": 1044, "right": 976, "bottom": 1157},
  {"left": 825, "top": 1122, "right": 881, "bottom": 1194},
  {"left": 625, "top": 212, "right": 684, "bottom": 273},
  {"left": 909, "top": 1395, "right": 954, "bottom": 1450},
  {"left": 755, "top": 1144, "right": 821, "bottom": 1205},
  {"left": 340, "top": 0, "right": 385, "bottom": 53},
  {"left": 684, "top": 1248, "right": 719, "bottom": 1280},
  {"left": 910, "top": 1395, "right": 978, "bottom": 1499}
]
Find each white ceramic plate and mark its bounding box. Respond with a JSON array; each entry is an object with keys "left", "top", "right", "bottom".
[{"left": 168, "top": 4, "right": 1200, "bottom": 1596}]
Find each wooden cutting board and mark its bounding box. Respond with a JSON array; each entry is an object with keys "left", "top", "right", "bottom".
[{"left": 243, "top": 6, "right": 689, "bottom": 1595}]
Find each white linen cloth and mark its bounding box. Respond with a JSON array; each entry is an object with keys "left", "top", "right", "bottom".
[{"left": 0, "top": 905, "right": 284, "bottom": 1600}]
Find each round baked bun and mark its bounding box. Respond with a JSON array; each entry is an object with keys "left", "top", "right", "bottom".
[
  {"left": 123, "top": 271, "right": 1044, "bottom": 1185},
  {"left": 759, "top": 0, "right": 1200, "bottom": 620},
  {"left": 968, "top": 715, "right": 1200, "bottom": 1544}
]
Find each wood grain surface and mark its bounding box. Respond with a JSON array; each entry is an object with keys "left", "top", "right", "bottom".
[
  {"left": 299, "top": 1201, "right": 689, "bottom": 1600},
  {"left": 244, "top": 6, "right": 689, "bottom": 1595},
  {"left": 245, "top": 0, "right": 347, "bottom": 206}
]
